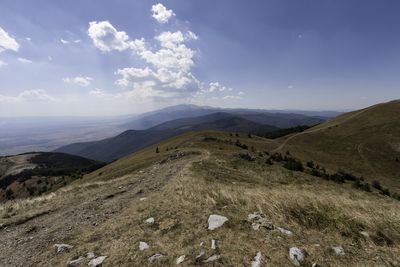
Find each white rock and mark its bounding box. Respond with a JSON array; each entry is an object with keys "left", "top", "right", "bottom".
[
  {"left": 211, "top": 239, "right": 217, "bottom": 250},
  {"left": 196, "top": 251, "right": 205, "bottom": 259},
  {"left": 86, "top": 252, "right": 95, "bottom": 259},
  {"left": 199, "top": 242, "right": 204, "bottom": 247},
  {"left": 277, "top": 227, "right": 293, "bottom": 236},
  {"left": 203, "top": 254, "right": 220, "bottom": 263},
  {"left": 148, "top": 253, "right": 165, "bottom": 262},
  {"left": 68, "top": 256, "right": 85, "bottom": 267},
  {"left": 145, "top": 217, "right": 155, "bottom": 224},
  {"left": 54, "top": 244, "right": 73, "bottom": 253},
  {"left": 251, "top": 252, "right": 263, "bottom": 267},
  {"left": 139, "top": 197, "right": 147, "bottom": 201},
  {"left": 207, "top": 215, "right": 228, "bottom": 230},
  {"left": 88, "top": 256, "right": 107, "bottom": 267},
  {"left": 176, "top": 255, "right": 185, "bottom": 264},
  {"left": 139, "top": 241, "right": 150, "bottom": 251},
  {"left": 331, "top": 246, "right": 345, "bottom": 256},
  {"left": 360, "top": 231, "right": 369, "bottom": 238},
  {"left": 289, "top": 247, "right": 305, "bottom": 266}
]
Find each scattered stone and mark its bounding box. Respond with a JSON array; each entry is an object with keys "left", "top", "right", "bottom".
[
  {"left": 68, "top": 256, "right": 85, "bottom": 266},
  {"left": 289, "top": 247, "right": 305, "bottom": 266},
  {"left": 139, "top": 241, "right": 150, "bottom": 251},
  {"left": 247, "top": 212, "right": 274, "bottom": 231},
  {"left": 139, "top": 197, "right": 147, "bottom": 201},
  {"left": 199, "top": 242, "right": 204, "bottom": 247},
  {"left": 251, "top": 252, "right": 263, "bottom": 267},
  {"left": 148, "top": 254, "right": 165, "bottom": 262},
  {"left": 203, "top": 255, "right": 221, "bottom": 263},
  {"left": 208, "top": 215, "right": 228, "bottom": 230},
  {"left": 86, "top": 252, "right": 95, "bottom": 259},
  {"left": 312, "top": 263, "right": 319, "bottom": 267},
  {"left": 277, "top": 227, "right": 293, "bottom": 236},
  {"left": 145, "top": 217, "right": 155, "bottom": 224},
  {"left": 360, "top": 231, "right": 369, "bottom": 238},
  {"left": 54, "top": 244, "right": 73, "bottom": 253},
  {"left": 195, "top": 251, "right": 205, "bottom": 260},
  {"left": 331, "top": 246, "right": 345, "bottom": 256},
  {"left": 176, "top": 255, "right": 185, "bottom": 264},
  {"left": 211, "top": 239, "right": 217, "bottom": 250},
  {"left": 88, "top": 256, "right": 107, "bottom": 267}
]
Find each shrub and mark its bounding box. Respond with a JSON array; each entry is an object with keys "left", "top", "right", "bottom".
[
  {"left": 5, "top": 188, "right": 14, "bottom": 200},
  {"left": 156, "top": 147, "right": 160, "bottom": 153},
  {"left": 306, "top": 161, "right": 315, "bottom": 168},
  {"left": 372, "top": 180, "right": 382, "bottom": 190},
  {"left": 238, "top": 153, "right": 255, "bottom": 162},
  {"left": 283, "top": 158, "right": 304, "bottom": 171},
  {"left": 362, "top": 183, "right": 372, "bottom": 192},
  {"left": 380, "top": 188, "right": 390, "bottom": 196}
]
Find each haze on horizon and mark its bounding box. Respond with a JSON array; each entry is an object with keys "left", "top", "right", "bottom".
[{"left": 0, "top": 0, "right": 399, "bottom": 117}]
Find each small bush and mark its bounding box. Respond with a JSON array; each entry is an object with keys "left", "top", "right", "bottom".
[
  {"left": 372, "top": 180, "right": 382, "bottom": 190},
  {"left": 306, "top": 161, "right": 315, "bottom": 168},
  {"left": 283, "top": 158, "right": 304, "bottom": 171},
  {"left": 5, "top": 188, "right": 14, "bottom": 200},
  {"left": 238, "top": 153, "right": 255, "bottom": 162},
  {"left": 380, "top": 188, "right": 390, "bottom": 196}
]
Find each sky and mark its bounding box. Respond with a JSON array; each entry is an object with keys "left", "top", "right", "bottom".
[{"left": 0, "top": 0, "right": 399, "bottom": 116}]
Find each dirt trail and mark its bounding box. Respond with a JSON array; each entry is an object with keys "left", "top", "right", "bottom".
[{"left": 0, "top": 149, "right": 209, "bottom": 267}]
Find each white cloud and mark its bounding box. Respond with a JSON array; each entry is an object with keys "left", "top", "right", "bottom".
[
  {"left": 88, "top": 21, "right": 145, "bottom": 52},
  {"left": 25, "top": 37, "right": 31, "bottom": 41},
  {"left": 17, "top": 57, "right": 32, "bottom": 64},
  {"left": 63, "top": 76, "right": 93, "bottom": 87},
  {"left": 151, "top": 3, "right": 175, "bottom": 24},
  {"left": 0, "top": 60, "right": 7, "bottom": 67},
  {"left": 48, "top": 56, "right": 53, "bottom": 61},
  {"left": 89, "top": 88, "right": 109, "bottom": 98},
  {"left": 222, "top": 95, "right": 242, "bottom": 100},
  {"left": 186, "top": 31, "right": 199, "bottom": 41},
  {"left": 60, "top": 38, "right": 70, "bottom": 44},
  {"left": 208, "top": 82, "right": 228, "bottom": 92},
  {"left": 87, "top": 12, "right": 239, "bottom": 103},
  {"left": 0, "top": 27, "right": 20, "bottom": 52},
  {"left": 74, "top": 39, "right": 81, "bottom": 43},
  {"left": 0, "top": 89, "right": 55, "bottom": 103}
]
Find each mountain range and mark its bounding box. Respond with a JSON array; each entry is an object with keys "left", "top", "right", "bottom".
[{"left": 55, "top": 111, "right": 324, "bottom": 162}]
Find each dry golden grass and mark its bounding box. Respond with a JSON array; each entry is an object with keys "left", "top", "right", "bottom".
[{"left": 0, "top": 131, "right": 399, "bottom": 266}]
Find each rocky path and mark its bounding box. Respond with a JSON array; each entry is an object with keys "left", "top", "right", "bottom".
[{"left": 0, "top": 149, "right": 207, "bottom": 266}]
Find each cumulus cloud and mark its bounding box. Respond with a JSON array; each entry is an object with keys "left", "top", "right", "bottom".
[
  {"left": 88, "top": 21, "right": 145, "bottom": 52},
  {"left": 208, "top": 82, "right": 228, "bottom": 92},
  {"left": 63, "top": 76, "right": 93, "bottom": 87},
  {"left": 87, "top": 7, "right": 240, "bottom": 102},
  {"left": 0, "top": 27, "right": 20, "bottom": 52},
  {"left": 17, "top": 57, "right": 32, "bottom": 64},
  {"left": 60, "top": 38, "right": 70, "bottom": 44},
  {"left": 151, "top": 3, "right": 175, "bottom": 24},
  {"left": 0, "top": 89, "right": 55, "bottom": 103}
]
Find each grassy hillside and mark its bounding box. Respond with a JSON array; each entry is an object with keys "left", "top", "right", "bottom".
[
  {"left": 0, "top": 152, "right": 105, "bottom": 202},
  {"left": 55, "top": 113, "right": 278, "bottom": 162},
  {"left": 1, "top": 131, "right": 398, "bottom": 266},
  {"left": 273, "top": 100, "right": 400, "bottom": 194}
]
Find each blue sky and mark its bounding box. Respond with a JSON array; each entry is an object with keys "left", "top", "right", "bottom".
[{"left": 0, "top": 0, "right": 399, "bottom": 116}]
